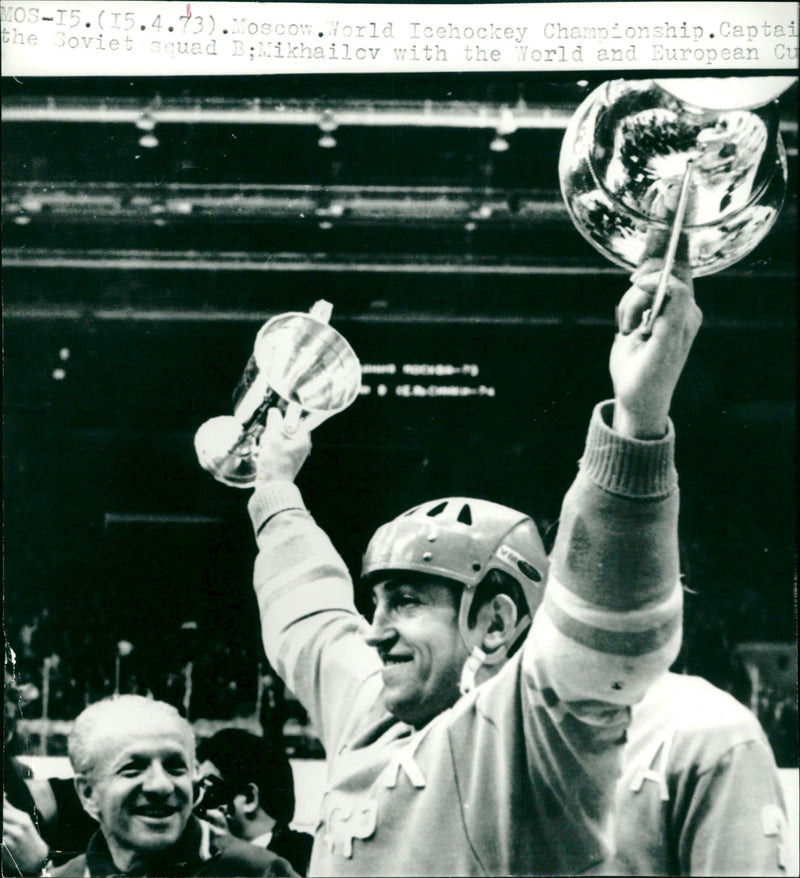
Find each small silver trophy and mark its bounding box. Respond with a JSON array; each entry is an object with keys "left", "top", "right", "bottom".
[{"left": 195, "top": 300, "right": 361, "bottom": 487}]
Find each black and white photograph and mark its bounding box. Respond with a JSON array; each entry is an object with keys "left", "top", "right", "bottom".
[{"left": 3, "top": 2, "right": 798, "bottom": 876}]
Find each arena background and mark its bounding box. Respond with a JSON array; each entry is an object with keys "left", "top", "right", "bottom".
[{"left": 3, "top": 70, "right": 797, "bottom": 862}]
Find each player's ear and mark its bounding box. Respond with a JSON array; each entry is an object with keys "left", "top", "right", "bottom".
[{"left": 474, "top": 593, "right": 518, "bottom": 655}]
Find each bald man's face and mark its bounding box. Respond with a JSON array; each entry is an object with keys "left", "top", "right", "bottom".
[{"left": 76, "top": 713, "right": 195, "bottom": 870}]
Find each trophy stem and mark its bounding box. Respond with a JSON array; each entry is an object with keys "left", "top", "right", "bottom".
[{"left": 239, "top": 389, "right": 280, "bottom": 435}]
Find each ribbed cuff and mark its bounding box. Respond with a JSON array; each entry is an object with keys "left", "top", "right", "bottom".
[
  {"left": 580, "top": 401, "right": 677, "bottom": 499},
  {"left": 247, "top": 481, "right": 306, "bottom": 535}
]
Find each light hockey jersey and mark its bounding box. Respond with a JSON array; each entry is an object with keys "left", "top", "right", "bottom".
[
  {"left": 614, "top": 671, "right": 792, "bottom": 876},
  {"left": 248, "top": 402, "right": 684, "bottom": 876}
]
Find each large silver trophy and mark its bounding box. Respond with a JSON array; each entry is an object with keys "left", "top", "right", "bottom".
[
  {"left": 195, "top": 300, "right": 361, "bottom": 487},
  {"left": 558, "top": 76, "right": 795, "bottom": 277}
]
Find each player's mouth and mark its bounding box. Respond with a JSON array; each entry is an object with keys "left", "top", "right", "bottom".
[
  {"left": 380, "top": 653, "right": 413, "bottom": 665},
  {"left": 133, "top": 804, "right": 180, "bottom": 820}
]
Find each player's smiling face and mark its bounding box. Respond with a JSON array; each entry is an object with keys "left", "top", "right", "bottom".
[
  {"left": 366, "top": 576, "right": 469, "bottom": 728},
  {"left": 77, "top": 716, "right": 195, "bottom": 870}
]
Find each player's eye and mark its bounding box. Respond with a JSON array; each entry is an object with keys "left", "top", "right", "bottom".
[{"left": 392, "top": 589, "right": 422, "bottom": 609}]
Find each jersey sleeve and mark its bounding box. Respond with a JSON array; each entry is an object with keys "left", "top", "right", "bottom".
[
  {"left": 529, "top": 400, "right": 683, "bottom": 713},
  {"left": 248, "top": 482, "right": 382, "bottom": 754},
  {"left": 676, "top": 738, "right": 792, "bottom": 876},
  {"left": 517, "top": 400, "right": 684, "bottom": 862}
]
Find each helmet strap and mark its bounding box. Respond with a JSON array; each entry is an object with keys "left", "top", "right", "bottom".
[{"left": 459, "top": 646, "right": 486, "bottom": 695}]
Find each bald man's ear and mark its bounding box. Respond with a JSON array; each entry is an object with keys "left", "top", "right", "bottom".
[
  {"left": 473, "top": 593, "right": 518, "bottom": 655},
  {"left": 74, "top": 775, "right": 100, "bottom": 822}
]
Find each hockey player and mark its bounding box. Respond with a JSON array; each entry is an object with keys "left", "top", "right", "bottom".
[
  {"left": 615, "top": 670, "right": 792, "bottom": 876},
  {"left": 244, "top": 255, "right": 701, "bottom": 875}
]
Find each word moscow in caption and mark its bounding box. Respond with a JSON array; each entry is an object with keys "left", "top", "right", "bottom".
[
  {"left": 1, "top": 6, "right": 798, "bottom": 66},
  {"left": 232, "top": 18, "right": 529, "bottom": 63}
]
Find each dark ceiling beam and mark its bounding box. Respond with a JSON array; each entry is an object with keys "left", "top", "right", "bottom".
[{"left": 3, "top": 302, "right": 793, "bottom": 332}]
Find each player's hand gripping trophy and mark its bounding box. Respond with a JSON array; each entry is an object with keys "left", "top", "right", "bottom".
[
  {"left": 194, "top": 300, "right": 361, "bottom": 487},
  {"left": 558, "top": 76, "right": 795, "bottom": 278}
]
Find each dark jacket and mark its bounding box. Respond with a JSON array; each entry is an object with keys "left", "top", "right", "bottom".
[
  {"left": 51, "top": 817, "right": 298, "bottom": 877},
  {"left": 266, "top": 824, "right": 313, "bottom": 877},
  {"left": 45, "top": 777, "right": 99, "bottom": 865}
]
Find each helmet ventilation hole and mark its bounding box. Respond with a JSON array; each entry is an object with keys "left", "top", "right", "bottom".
[
  {"left": 427, "top": 501, "right": 448, "bottom": 517},
  {"left": 457, "top": 504, "right": 473, "bottom": 525}
]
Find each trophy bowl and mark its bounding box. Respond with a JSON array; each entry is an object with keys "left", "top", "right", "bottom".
[{"left": 558, "top": 79, "right": 788, "bottom": 276}]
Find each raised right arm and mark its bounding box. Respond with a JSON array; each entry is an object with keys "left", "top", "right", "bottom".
[
  {"left": 247, "top": 415, "right": 383, "bottom": 753},
  {"left": 511, "top": 258, "right": 701, "bottom": 869},
  {"left": 534, "top": 252, "right": 701, "bottom": 714}
]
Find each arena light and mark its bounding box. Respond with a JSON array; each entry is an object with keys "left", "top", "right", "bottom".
[
  {"left": 135, "top": 111, "right": 157, "bottom": 132},
  {"left": 20, "top": 196, "right": 43, "bottom": 214},
  {"left": 318, "top": 110, "right": 338, "bottom": 133},
  {"left": 317, "top": 109, "right": 339, "bottom": 148},
  {"left": 315, "top": 200, "right": 346, "bottom": 219},
  {"left": 496, "top": 106, "right": 518, "bottom": 136},
  {"left": 489, "top": 106, "right": 517, "bottom": 152},
  {"left": 167, "top": 199, "right": 194, "bottom": 215},
  {"left": 472, "top": 204, "right": 494, "bottom": 219}
]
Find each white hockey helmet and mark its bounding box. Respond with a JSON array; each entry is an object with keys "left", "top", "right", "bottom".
[{"left": 361, "top": 497, "right": 548, "bottom": 655}]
